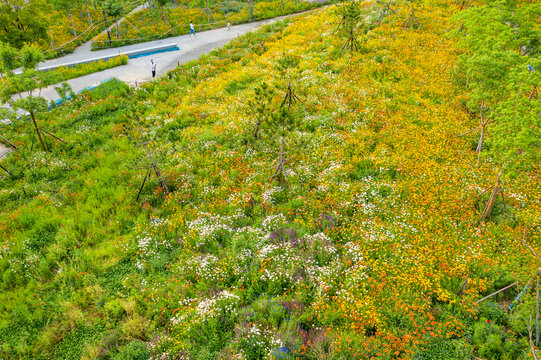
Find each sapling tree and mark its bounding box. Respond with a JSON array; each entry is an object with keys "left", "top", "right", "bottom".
[
  {"left": 376, "top": 0, "right": 397, "bottom": 22},
  {"left": 55, "top": 0, "right": 78, "bottom": 36},
  {"left": 335, "top": 0, "right": 362, "bottom": 53},
  {"left": 455, "top": 0, "right": 541, "bottom": 222},
  {"left": 261, "top": 107, "right": 300, "bottom": 189},
  {"left": 205, "top": 0, "right": 217, "bottom": 25},
  {"left": 192, "top": 0, "right": 217, "bottom": 25},
  {"left": 478, "top": 67, "right": 540, "bottom": 222},
  {"left": 402, "top": 0, "right": 421, "bottom": 29},
  {"left": 455, "top": 1, "right": 519, "bottom": 154},
  {"left": 154, "top": 0, "right": 174, "bottom": 29},
  {"left": 249, "top": 82, "right": 304, "bottom": 189},
  {"left": 247, "top": 82, "right": 276, "bottom": 143},
  {"left": 104, "top": 0, "right": 123, "bottom": 38},
  {"left": 84, "top": 0, "right": 94, "bottom": 25},
  {"left": 275, "top": 53, "right": 301, "bottom": 109},
  {"left": 127, "top": 105, "right": 169, "bottom": 201},
  {"left": 460, "top": 51, "right": 516, "bottom": 154},
  {"left": 0, "top": 43, "right": 62, "bottom": 152}
]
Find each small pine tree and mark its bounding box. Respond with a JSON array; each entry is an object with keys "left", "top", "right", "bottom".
[
  {"left": 336, "top": 0, "right": 362, "bottom": 53},
  {"left": 275, "top": 53, "right": 301, "bottom": 109},
  {"left": 246, "top": 82, "right": 276, "bottom": 143},
  {"left": 260, "top": 107, "right": 301, "bottom": 189},
  {"left": 246, "top": 81, "right": 304, "bottom": 189}
]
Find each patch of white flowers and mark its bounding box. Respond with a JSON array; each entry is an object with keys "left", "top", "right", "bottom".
[
  {"left": 261, "top": 214, "right": 287, "bottom": 232},
  {"left": 186, "top": 212, "right": 243, "bottom": 248},
  {"left": 170, "top": 290, "right": 241, "bottom": 327},
  {"left": 261, "top": 186, "right": 282, "bottom": 205}
]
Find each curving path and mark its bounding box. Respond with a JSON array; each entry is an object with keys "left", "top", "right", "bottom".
[
  {"left": 0, "top": 146, "right": 9, "bottom": 160},
  {"left": 12, "top": 13, "right": 308, "bottom": 104}
]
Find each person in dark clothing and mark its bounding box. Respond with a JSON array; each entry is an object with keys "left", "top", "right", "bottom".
[{"left": 151, "top": 59, "right": 157, "bottom": 78}]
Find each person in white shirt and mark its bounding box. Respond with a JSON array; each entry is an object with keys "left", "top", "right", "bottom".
[
  {"left": 190, "top": 21, "right": 196, "bottom": 36},
  {"left": 151, "top": 59, "right": 157, "bottom": 78}
]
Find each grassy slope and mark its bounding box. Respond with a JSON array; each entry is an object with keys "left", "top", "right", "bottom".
[{"left": 0, "top": 1, "right": 540, "bottom": 359}]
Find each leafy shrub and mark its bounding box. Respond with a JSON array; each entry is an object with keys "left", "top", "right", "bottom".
[
  {"left": 105, "top": 299, "right": 126, "bottom": 322},
  {"left": 115, "top": 341, "right": 149, "bottom": 360},
  {"left": 86, "top": 78, "right": 130, "bottom": 100},
  {"left": 415, "top": 337, "right": 473, "bottom": 360}
]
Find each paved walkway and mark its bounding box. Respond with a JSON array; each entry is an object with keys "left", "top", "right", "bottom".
[
  {"left": 11, "top": 16, "right": 293, "bottom": 103},
  {"left": 0, "top": 145, "right": 10, "bottom": 159}
]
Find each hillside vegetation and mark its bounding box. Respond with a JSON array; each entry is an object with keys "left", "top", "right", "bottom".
[{"left": 0, "top": 0, "right": 540, "bottom": 359}]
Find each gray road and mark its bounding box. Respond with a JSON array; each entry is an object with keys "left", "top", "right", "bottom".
[
  {"left": 0, "top": 147, "right": 10, "bottom": 160},
  {"left": 11, "top": 17, "right": 290, "bottom": 103}
]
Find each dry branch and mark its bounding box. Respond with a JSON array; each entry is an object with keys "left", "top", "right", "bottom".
[
  {"left": 529, "top": 311, "right": 540, "bottom": 360},
  {"left": 40, "top": 128, "right": 67, "bottom": 144},
  {"left": 133, "top": 116, "right": 169, "bottom": 199},
  {"left": 280, "top": 82, "right": 301, "bottom": 109},
  {"left": 457, "top": 275, "right": 469, "bottom": 296},
  {"left": 479, "top": 175, "right": 504, "bottom": 222},
  {"left": 0, "top": 134, "right": 18, "bottom": 150},
  {"left": 475, "top": 281, "right": 518, "bottom": 303},
  {"left": 521, "top": 227, "right": 541, "bottom": 263}
]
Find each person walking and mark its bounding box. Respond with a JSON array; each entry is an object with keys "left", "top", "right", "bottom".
[
  {"left": 189, "top": 21, "right": 196, "bottom": 36},
  {"left": 151, "top": 59, "right": 157, "bottom": 78},
  {"left": 227, "top": 22, "right": 231, "bottom": 31}
]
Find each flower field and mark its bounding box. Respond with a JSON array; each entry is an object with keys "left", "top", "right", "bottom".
[
  {"left": 0, "top": 0, "right": 540, "bottom": 359},
  {"left": 90, "top": 0, "right": 327, "bottom": 50}
]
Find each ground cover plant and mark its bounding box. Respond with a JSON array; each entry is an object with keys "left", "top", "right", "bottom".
[
  {"left": 0, "top": 0, "right": 540, "bottom": 359},
  {"left": 90, "top": 0, "right": 327, "bottom": 50}
]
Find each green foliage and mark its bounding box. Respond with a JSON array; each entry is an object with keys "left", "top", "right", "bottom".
[
  {"left": 85, "top": 78, "right": 130, "bottom": 100},
  {"left": 470, "top": 320, "right": 528, "bottom": 360},
  {"left": 489, "top": 61, "right": 541, "bottom": 175},
  {"left": 114, "top": 341, "right": 150, "bottom": 360},
  {"left": 0, "top": 0, "right": 51, "bottom": 48},
  {"left": 246, "top": 82, "right": 276, "bottom": 143},
  {"left": 54, "top": 82, "right": 75, "bottom": 101},
  {"left": 103, "top": 0, "right": 123, "bottom": 18},
  {"left": 0, "top": 42, "right": 19, "bottom": 71},
  {"left": 105, "top": 299, "right": 126, "bottom": 322},
  {"left": 415, "top": 337, "right": 473, "bottom": 360},
  {"left": 453, "top": 0, "right": 541, "bottom": 179}
]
